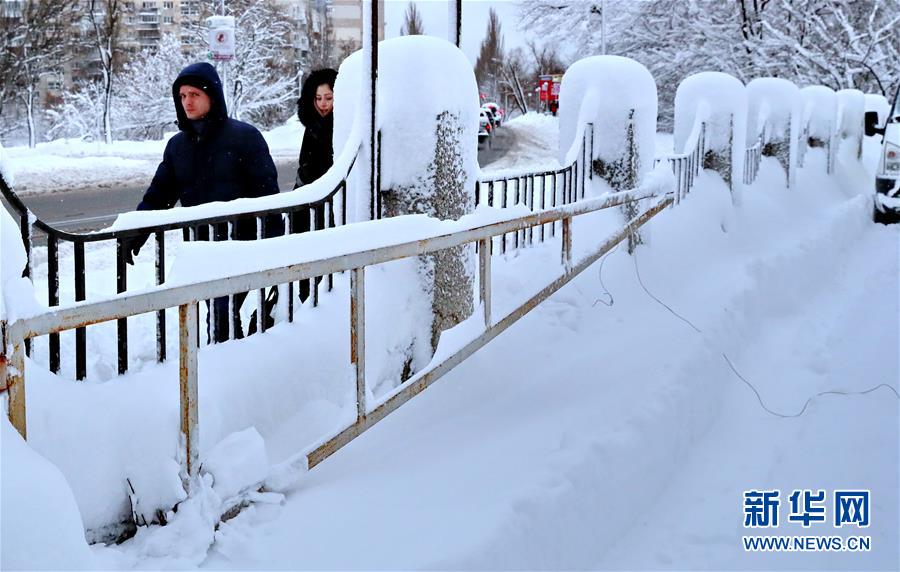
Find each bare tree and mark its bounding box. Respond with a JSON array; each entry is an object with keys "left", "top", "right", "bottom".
[
  {"left": 190, "top": 0, "right": 299, "bottom": 127},
  {"left": 401, "top": 2, "right": 425, "bottom": 36},
  {"left": 88, "top": 0, "right": 125, "bottom": 144},
  {"left": 474, "top": 7, "right": 505, "bottom": 101},
  {"left": 1, "top": 0, "right": 80, "bottom": 147}
]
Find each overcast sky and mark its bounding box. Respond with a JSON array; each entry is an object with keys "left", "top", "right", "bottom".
[{"left": 382, "top": 0, "right": 533, "bottom": 65}]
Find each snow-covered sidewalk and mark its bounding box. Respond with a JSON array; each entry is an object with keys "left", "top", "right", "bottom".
[
  {"left": 1, "top": 114, "right": 897, "bottom": 569},
  {"left": 2, "top": 120, "right": 302, "bottom": 195}
]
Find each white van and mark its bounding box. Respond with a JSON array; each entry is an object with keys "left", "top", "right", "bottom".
[{"left": 865, "top": 86, "right": 900, "bottom": 223}]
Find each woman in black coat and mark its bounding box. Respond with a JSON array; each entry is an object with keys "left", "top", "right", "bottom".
[
  {"left": 293, "top": 68, "right": 337, "bottom": 303},
  {"left": 295, "top": 68, "right": 338, "bottom": 188}
]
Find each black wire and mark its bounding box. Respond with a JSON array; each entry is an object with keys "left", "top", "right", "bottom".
[
  {"left": 621, "top": 250, "right": 900, "bottom": 418},
  {"left": 592, "top": 246, "right": 617, "bottom": 308}
]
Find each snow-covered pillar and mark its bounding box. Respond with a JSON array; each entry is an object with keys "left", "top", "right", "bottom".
[
  {"left": 376, "top": 37, "right": 477, "bottom": 352},
  {"left": 558, "top": 56, "right": 658, "bottom": 253},
  {"left": 334, "top": 36, "right": 478, "bottom": 363},
  {"left": 837, "top": 89, "right": 866, "bottom": 161},
  {"left": 799, "top": 86, "right": 837, "bottom": 174},
  {"left": 675, "top": 72, "right": 747, "bottom": 201},
  {"left": 747, "top": 78, "right": 800, "bottom": 189}
]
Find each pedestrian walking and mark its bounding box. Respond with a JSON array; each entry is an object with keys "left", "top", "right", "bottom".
[
  {"left": 126, "top": 61, "right": 283, "bottom": 341},
  {"left": 292, "top": 68, "right": 337, "bottom": 302}
]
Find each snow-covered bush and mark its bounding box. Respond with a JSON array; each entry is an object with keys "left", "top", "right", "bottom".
[
  {"left": 558, "top": 55, "right": 658, "bottom": 190},
  {"left": 837, "top": 89, "right": 865, "bottom": 159},
  {"left": 746, "top": 77, "right": 800, "bottom": 188},
  {"left": 675, "top": 72, "right": 747, "bottom": 196}
]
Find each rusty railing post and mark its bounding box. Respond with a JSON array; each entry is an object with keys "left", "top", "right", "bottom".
[
  {"left": 479, "top": 238, "right": 491, "bottom": 327},
  {"left": 562, "top": 217, "right": 573, "bottom": 271},
  {"left": 179, "top": 302, "right": 199, "bottom": 479},
  {"left": 351, "top": 267, "right": 367, "bottom": 421},
  {"left": 4, "top": 321, "right": 27, "bottom": 439}
]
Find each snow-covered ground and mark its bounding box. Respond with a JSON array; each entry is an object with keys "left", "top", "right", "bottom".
[
  {"left": 2, "top": 119, "right": 302, "bottom": 195},
  {"left": 1, "top": 114, "right": 897, "bottom": 570}
]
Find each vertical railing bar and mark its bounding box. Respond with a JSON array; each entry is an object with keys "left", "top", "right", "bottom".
[
  {"left": 350, "top": 267, "right": 367, "bottom": 421},
  {"left": 312, "top": 207, "right": 320, "bottom": 307},
  {"left": 179, "top": 302, "right": 199, "bottom": 480},
  {"left": 284, "top": 214, "right": 294, "bottom": 323},
  {"left": 20, "top": 214, "right": 32, "bottom": 357},
  {"left": 326, "top": 201, "right": 334, "bottom": 292},
  {"left": 501, "top": 180, "right": 508, "bottom": 254},
  {"left": 47, "top": 234, "right": 60, "bottom": 373},
  {"left": 116, "top": 238, "right": 128, "bottom": 375},
  {"left": 257, "top": 216, "right": 267, "bottom": 333},
  {"left": 74, "top": 241, "right": 86, "bottom": 380},
  {"left": 562, "top": 217, "right": 572, "bottom": 272},
  {"left": 155, "top": 230, "right": 167, "bottom": 360},
  {"left": 478, "top": 238, "right": 491, "bottom": 328},
  {"left": 6, "top": 331, "right": 27, "bottom": 439},
  {"left": 540, "top": 174, "right": 546, "bottom": 242}
]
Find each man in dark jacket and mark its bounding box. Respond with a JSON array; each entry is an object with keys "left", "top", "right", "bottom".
[{"left": 129, "top": 62, "right": 282, "bottom": 340}]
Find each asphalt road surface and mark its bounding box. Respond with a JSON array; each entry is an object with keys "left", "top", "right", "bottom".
[
  {"left": 7, "top": 127, "right": 514, "bottom": 237},
  {"left": 477, "top": 124, "right": 513, "bottom": 168},
  {"left": 8, "top": 160, "right": 298, "bottom": 235}
]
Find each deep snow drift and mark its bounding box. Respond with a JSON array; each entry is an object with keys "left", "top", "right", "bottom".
[{"left": 1, "top": 114, "right": 898, "bottom": 570}]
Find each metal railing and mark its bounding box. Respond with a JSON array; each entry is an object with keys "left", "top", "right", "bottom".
[
  {"left": 474, "top": 123, "right": 593, "bottom": 253},
  {"left": 0, "top": 149, "right": 360, "bottom": 380},
  {"left": 744, "top": 133, "right": 764, "bottom": 185},
  {"left": 657, "top": 120, "right": 707, "bottom": 203},
  {"left": 2, "top": 180, "right": 673, "bottom": 484}
]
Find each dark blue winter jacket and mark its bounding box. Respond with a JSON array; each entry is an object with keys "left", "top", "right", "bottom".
[{"left": 137, "top": 62, "right": 282, "bottom": 238}]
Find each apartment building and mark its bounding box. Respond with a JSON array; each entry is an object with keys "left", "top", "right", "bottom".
[{"left": 331, "top": 0, "right": 383, "bottom": 54}]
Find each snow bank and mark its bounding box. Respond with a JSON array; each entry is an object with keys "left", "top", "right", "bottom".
[
  {"left": 0, "top": 140, "right": 14, "bottom": 186},
  {"left": 800, "top": 85, "right": 837, "bottom": 142},
  {"left": 1, "top": 415, "right": 97, "bottom": 570},
  {"left": 0, "top": 199, "right": 42, "bottom": 322},
  {"left": 201, "top": 427, "right": 268, "bottom": 501},
  {"left": 558, "top": 55, "right": 658, "bottom": 184},
  {"left": 675, "top": 72, "right": 747, "bottom": 196},
  {"left": 837, "top": 89, "right": 865, "bottom": 137},
  {"left": 2, "top": 122, "right": 300, "bottom": 196}
]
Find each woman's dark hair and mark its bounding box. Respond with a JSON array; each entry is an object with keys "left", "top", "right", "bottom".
[{"left": 298, "top": 68, "right": 338, "bottom": 127}]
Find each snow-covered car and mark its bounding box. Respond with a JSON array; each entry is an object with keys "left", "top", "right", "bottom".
[
  {"left": 865, "top": 85, "right": 900, "bottom": 223},
  {"left": 481, "top": 102, "right": 503, "bottom": 127},
  {"left": 478, "top": 110, "right": 493, "bottom": 148}
]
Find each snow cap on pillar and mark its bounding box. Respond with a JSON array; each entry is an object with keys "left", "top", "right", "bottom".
[
  {"left": 333, "top": 35, "right": 479, "bottom": 221},
  {"left": 675, "top": 71, "right": 747, "bottom": 198},
  {"left": 558, "top": 55, "right": 658, "bottom": 186}
]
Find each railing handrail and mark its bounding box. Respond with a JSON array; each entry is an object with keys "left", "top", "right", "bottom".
[
  {"left": 476, "top": 122, "right": 594, "bottom": 186},
  {"left": 7, "top": 184, "right": 666, "bottom": 340},
  {"left": 0, "top": 143, "right": 362, "bottom": 243}
]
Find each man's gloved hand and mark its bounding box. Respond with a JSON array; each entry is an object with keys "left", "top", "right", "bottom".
[{"left": 122, "top": 233, "right": 151, "bottom": 265}]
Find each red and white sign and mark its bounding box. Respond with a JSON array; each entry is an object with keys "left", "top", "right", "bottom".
[{"left": 207, "top": 15, "right": 235, "bottom": 61}]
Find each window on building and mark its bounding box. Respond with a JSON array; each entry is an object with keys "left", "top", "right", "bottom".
[{"left": 163, "top": 1, "right": 173, "bottom": 7}]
